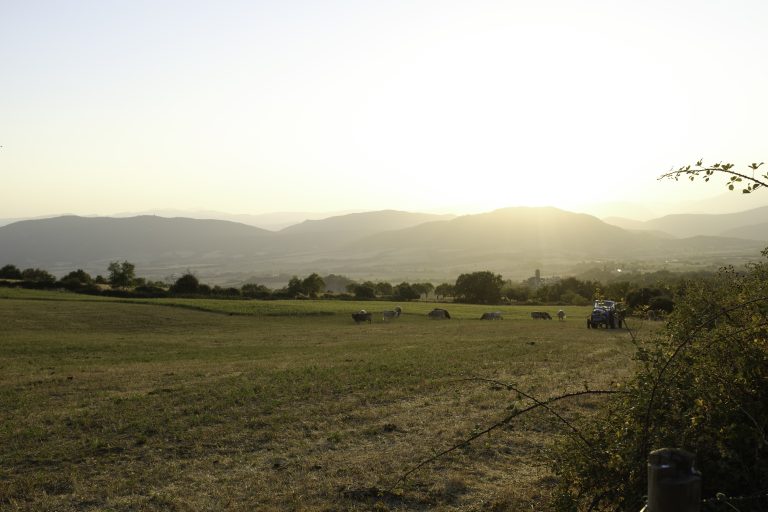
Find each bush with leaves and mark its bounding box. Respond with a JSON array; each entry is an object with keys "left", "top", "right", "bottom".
[
  {"left": 241, "top": 283, "right": 271, "bottom": 299},
  {"left": 393, "top": 282, "right": 419, "bottom": 301},
  {"left": 0, "top": 264, "right": 23, "bottom": 279},
  {"left": 107, "top": 260, "right": 136, "bottom": 289},
  {"left": 553, "top": 252, "right": 768, "bottom": 511},
  {"left": 352, "top": 283, "right": 376, "bottom": 300},
  {"left": 170, "top": 273, "right": 200, "bottom": 295},
  {"left": 454, "top": 271, "right": 504, "bottom": 304},
  {"left": 58, "top": 269, "right": 94, "bottom": 290},
  {"left": 21, "top": 268, "right": 56, "bottom": 285}
]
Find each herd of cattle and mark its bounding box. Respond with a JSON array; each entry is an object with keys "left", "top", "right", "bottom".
[{"left": 351, "top": 307, "right": 568, "bottom": 323}]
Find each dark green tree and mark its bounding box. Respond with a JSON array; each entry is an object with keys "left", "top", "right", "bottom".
[
  {"left": 393, "top": 282, "right": 419, "bottom": 301},
  {"left": 625, "top": 287, "right": 666, "bottom": 309},
  {"left": 434, "top": 283, "right": 455, "bottom": 300},
  {"left": 286, "top": 276, "right": 303, "bottom": 296},
  {"left": 58, "top": 269, "right": 93, "bottom": 290},
  {"left": 353, "top": 284, "right": 376, "bottom": 300},
  {"left": 107, "top": 261, "right": 136, "bottom": 289},
  {"left": 241, "top": 283, "right": 271, "bottom": 298},
  {"left": 170, "top": 273, "right": 200, "bottom": 295},
  {"left": 212, "top": 286, "right": 240, "bottom": 297},
  {"left": 0, "top": 264, "right": 22, "bottom": 279},
  {"left": 301, "top": 273, "right": 325, "bottom": 297},
  {"left": 502, "top": 283, "right": 528, "bottom": 302},
  {"left": 375, "top": 282, "right": 393, "bottom": 296},
  {"left": 454, "top": 271, "right": 504, "bottom": 304},
  {"left": 21, "top": 268, "right": 56, "bottom": 285}
]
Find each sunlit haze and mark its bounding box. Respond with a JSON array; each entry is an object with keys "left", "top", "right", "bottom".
[{"left": 2, "top": 1, "right": 767, "bottom": 219}]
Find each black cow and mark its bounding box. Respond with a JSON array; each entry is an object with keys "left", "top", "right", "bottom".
[
  {"left": 351, "top": 310, "right": 373, "bottom": 324},
  {"left": 428, "top": 308, "right": 451, "bottom": 319}
]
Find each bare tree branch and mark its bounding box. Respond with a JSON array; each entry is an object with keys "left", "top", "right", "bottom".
[{"left": 392, "top": 389, "right": 621, "bottom": 487}]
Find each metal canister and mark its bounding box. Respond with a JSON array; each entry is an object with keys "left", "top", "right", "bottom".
[{"left": 647, "top": 448, "right": 701, "bottom": 512}]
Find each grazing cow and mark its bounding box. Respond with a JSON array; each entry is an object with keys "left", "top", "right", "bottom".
[
  {"left": 531, "top": 311, "right": 553, "bottom": 320},
  {"left": 481, "top": 311, "right": 503, "bottom": 320},
  {"left": 428, "top": 308, "right": 451, "bottom": 319},
  {"left": 382, "top": 306, "right": 402, "bottom": 321},
  {"left": 557, "top": 310, "right": 565, "bottom": 321},
  {"left": 351, "top": 310, "right": 372, "bottom": 324}
]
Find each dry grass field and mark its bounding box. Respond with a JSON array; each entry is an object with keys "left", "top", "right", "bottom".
[{"left": 0, "top": 289, "right": 653, "bottom": 511}]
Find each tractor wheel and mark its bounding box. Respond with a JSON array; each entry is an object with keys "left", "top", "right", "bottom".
[{"left": 587, "top": 319, "right": 592, "bottom": 329}]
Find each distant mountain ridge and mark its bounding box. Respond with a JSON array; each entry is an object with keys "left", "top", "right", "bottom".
[
  {"left": 0, "top": 207, "right": 764, "bottom": 282},
  {"left": 0, "top": 215, "right": 277, "bottom": 269},
  {"left": 603, "top": 205, "right": 768, "bottom": 240},
  {"left": 112, "top": 209, "right": 363, "bottom": 231}
]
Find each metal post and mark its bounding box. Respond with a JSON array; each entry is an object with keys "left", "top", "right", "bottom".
[{"left": 646, "top": 448, "right": 701, "bottom": 512}]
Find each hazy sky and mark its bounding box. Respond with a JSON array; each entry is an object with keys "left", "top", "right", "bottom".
[{"left": 2, "top": 0, "right": 767, "bottom": 218}]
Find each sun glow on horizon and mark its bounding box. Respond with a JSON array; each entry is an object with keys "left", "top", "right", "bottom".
[{"left": 1, "top": 1, "right": 767, "bottom": 219}]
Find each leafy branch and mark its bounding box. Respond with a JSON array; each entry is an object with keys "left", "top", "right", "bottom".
[{"left": 658, "top": 160, "right": 765, "bottom": 193}]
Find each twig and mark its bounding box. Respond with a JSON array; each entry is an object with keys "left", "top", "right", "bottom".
[
  {"left": 392, "top": 389, "right": 620, "bottom": 487},
  {"left": 455, "top": 377, "right": 598, "bottom": 449}
]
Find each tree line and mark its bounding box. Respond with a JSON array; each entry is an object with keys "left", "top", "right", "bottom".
[{"left": 0, "top": 261, "right": 691, "bottom": 312}]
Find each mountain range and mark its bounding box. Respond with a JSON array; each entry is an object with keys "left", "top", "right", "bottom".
[
  {"left": 603, "top": 206, "right": 768, "bottom": 239},
  {"left": 0, "top": 207, "right": 765, "bottom": 284}
]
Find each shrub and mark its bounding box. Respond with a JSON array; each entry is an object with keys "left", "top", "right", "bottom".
[
  {"left": 454, "top": 271, "right": 503, "bottom": 304},
  {"left": 21, "top": 268, "right": 56, "bottom": 285},
  {"left": 353, "top": 284, "right": 376, "bottom": 300},
  {"left": 212, "top": 286, "right": 240, "bottom": 297},
  {"left": 0, "top": 264, "right": 22, "bottom": 279},
  {"left": 241, "top": 283, "right": 271, "bottom": 299},
  {"left": 107, "top": 261, "right": 136, "bottom": 288},
  {"left": 393, "top": 282, "right": 419, "bottom": 301},
  {"left": 553, "top": 253, "right": 768, "bottom": 510},
  {"left": 58, "top": 269, "right": 93, "bottom": 290},
  {"left": 648, "top": 295, "right": 675, "bottom": 313},
  {"left": 170, "top": 273, "right": 200, "bottom": 295}
]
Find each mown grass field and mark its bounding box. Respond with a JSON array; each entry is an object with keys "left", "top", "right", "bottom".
[{"left": 0, "top": 289, "right": 652, "bottom": 511}]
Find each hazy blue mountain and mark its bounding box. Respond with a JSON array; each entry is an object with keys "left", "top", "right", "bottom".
[
  {"left": 602, "top": 216, "right": 653, "bottom": 231},
  {"left": 112, "top": 209, "right": 362, "bottom": 231},
  {"left": 0, "top": 215, "right": 277, "bottom": 273},
  {"left": 277, "top": 210, "right": 455, "bottom": 251},
  {"left": 603, "top": 206, "right": 768, "bottom": 238},
  {"left": 345, "top": 207, "right": 761, "bottom": 268},
  {"left": 351, "top": 207, "right": 666, "bottom": 257},
  {"left": 720, "top": 223, "right": 768, "bottom": 241},
  {"left": 0, "top": 208, "right": 764, "bottom": 282}
]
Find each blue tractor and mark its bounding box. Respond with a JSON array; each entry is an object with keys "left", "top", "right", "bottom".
[{"left": 587, "top": 300, "right": 623, "bottom": 329}]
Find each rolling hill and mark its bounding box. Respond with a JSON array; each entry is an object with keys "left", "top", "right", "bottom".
[
  {"left": 345, "top": 207, "right": 763, "bottom": 273},
  {"left": 0, "top": 208, "right": 764, "bottom": 282},
  {"left": 277, "top": 210, "right": 455, "bottom": 251},
  {"left": 604, "top": 206, "right": 768, "bottom": 240},
  {"left": 0, "top": 215, "right": 278, "bottom": 272}
]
